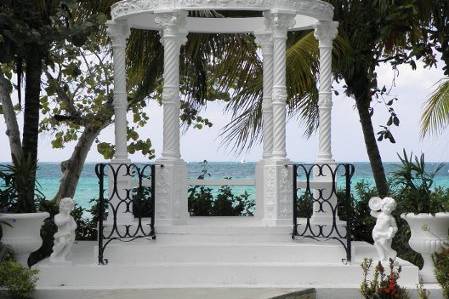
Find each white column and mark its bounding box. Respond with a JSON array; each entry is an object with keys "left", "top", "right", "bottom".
[
  {"left": 314, "top": 21, "right": 338, "bottom": 163},
  {"left": 263, "top": 12, "right": 295, "bottom": 226},
  {"left": 271, "top": 13, "right": 294, "bottom": 160},
  {"left": 311, "top": 21, "right": 341, "bottom": 230},
  {"left": 255, "top": 32, "right": 274, "bottom": 160},
  {"left": 254, "top": 30, "right": 274, "bottom": 220},
  {"left": 106, "top": 21, "right": 133, "bottom": 226},
  {"left": 157, "top": 12, "right": 188, "bottom": 161},
  {"left": 155, "top": 11, "right": 189, "bottom": 225},
  {"left": 107, "top": 21, "right": 130, "bottom": 161}
]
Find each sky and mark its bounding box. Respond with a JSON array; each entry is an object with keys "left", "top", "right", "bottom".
[{"left": 1, "top": 60, "right": 449, "bottom": 163}]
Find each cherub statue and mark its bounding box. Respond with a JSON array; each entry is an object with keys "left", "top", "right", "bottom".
[
  {"left": 369, "top": 197, "right": 398, "bottom": 261},
  {"left": 50, "top": 197, "right": 77, "bottom": 263}
]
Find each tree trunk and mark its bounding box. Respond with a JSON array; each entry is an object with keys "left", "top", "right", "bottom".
[
  {"left": 355, "top": 95, "right": 390, "bottom": 197},
  {"left": 53, "top": 124, "right": 108, "bottom": 203},
  {"left": 0, "top": 74, "right": 22, "bottom": 161},
  {"left": 20, "top": 49, "right": 43, "bottom": 212}
]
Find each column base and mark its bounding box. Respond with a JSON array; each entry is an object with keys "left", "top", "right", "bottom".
[
  {"left": 155, "top": 158, "right": 189, "bottom": 225},
  {"left": 262, "top": 158, "right": 293, "bottom": 227}
]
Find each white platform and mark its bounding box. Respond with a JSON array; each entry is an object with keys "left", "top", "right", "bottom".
[{"left": 35, "top": 217, "right": 423, "bottom": 298}]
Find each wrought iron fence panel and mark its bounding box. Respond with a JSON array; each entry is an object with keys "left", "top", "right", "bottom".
[
  {"left": 95, "top": 163, "right": 157, "bottom": 265},
  {"left": 291, "top": 163, "right": 355, "bottom": 262}
]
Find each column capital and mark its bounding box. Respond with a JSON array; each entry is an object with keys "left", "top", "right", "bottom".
[
  {"left": 106, "top": 21, "right": 130, "bottom": 47},
  {"left": 271, "top": 12, "right": 295, "bottom": 39},
  {"left": 255, "top": 33, "right": 273, "bottom": 54},
  {"left": 314, "top": 21, "right": 339, "bottom": 48},
  {"left": 155, "top": 11, "right": 188, "bottom": 46}
]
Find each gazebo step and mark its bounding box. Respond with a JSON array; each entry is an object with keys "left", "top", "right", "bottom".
[
  {"left": 36, "top": 259, "right": 419, "bottom": 289},
  {"left": 97, "top": 241, "right": 349, "bottom": 264},
  {"left": 27, "top": 288, "right": 317, "bottom": 299}
]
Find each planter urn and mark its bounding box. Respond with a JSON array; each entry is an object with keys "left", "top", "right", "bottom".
[
  {"left": 401, "top": 213, "right": 449, "bottom": 283},
  {"left": 0, "top": 212, "right": 49, "bottom": 266}
]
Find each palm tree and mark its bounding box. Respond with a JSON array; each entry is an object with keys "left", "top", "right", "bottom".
[
  {"left": 421, "top": 78, "right": 449, "bottom": 137},
  {"left": 419, "top": 0, "right": 449, "bottom": 138}
]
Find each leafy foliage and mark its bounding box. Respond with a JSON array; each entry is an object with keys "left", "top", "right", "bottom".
[
  {"left": 433, "top": 247, "right": 449, "bottom": 299},
  {"left": 0, "top": 159, "right": 45, "bottom": 213},
  {"left": 392, "top": 150, "right": 446, "bottom": 214},
  {"left": 360, "top": 258, "right": 409, "bottom": 299},
  {"left": 188, "top": 185, "right": 254, "bottom": 217},
  {"left": 188, "top": 161, "right": 254, "bottom": 216},
  {"left": 0, "top": 260, "right": 38, "bottom": 299},
  {"left": 421, "top": 78, "right": 449, "bottom": 137}
]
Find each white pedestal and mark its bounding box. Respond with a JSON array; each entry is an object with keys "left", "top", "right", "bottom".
[
  {"left": 263, "top": 159, "right": 293, "bottom": 226},
  {"left": 155, "top": 158, "right": 188, "bottom": 225}
]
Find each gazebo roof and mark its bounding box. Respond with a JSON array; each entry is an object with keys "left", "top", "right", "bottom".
[{"left": 110, "top": 0, "right": 334, "bottom": 33}]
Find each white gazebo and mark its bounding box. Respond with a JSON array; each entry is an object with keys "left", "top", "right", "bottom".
[
  {"left": 107, "top": 0, "right": 338, "bottom": 226},
  {"left": 33, "top": 1, "right": 422, "bottom": 297}
]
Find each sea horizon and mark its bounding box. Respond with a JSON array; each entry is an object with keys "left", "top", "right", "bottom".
[{"left": 2, "top": 161, "right": 439, "bottom": 210}]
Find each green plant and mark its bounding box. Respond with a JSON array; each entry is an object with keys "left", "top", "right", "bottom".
[
  {"left": 433, "top": 247, "right": 449, "bottom": 298},
  {"left": 0, "top": 259, "right": 38, "bottom": 299},
  {"left": 0, "top": 157, "right": 45, "bottom": 213},
  {"left": 360, "top": 258, "right": 409, "bottom": 299},
  {"left": 187, "top": 161, "right": 254, "bottom": 216},
  {"left": 393, "top": 150, "right": 446, "bottom": 215}
]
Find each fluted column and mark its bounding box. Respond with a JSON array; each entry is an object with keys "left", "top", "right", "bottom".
[
  {"left": 156, "top": 11, "right": 188, "bottom": 161},
  {"left": 107, "top": 21, "right": 130, "bottom": 161},
  {"left": 314, "top": 21, "right": 338, "bottom": 163},
  {"left": 255, "top": 32, "right": 274, "bottom": 160},
  {"left": 271, "top": 13, "right": 295, "bottom": 160}
]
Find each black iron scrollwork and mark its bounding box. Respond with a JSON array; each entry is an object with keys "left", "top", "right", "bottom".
[
  {"left": 291, "top": 163, "right": 355, "bottom": 262},
  {"left": 95, "top": 163, "right": 158, "bottom": 265}
]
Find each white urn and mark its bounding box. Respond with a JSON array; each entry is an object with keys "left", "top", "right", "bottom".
[
  {"left": 401, "top": 213, "right": 449, "bottom": 283},
  {"left": 0, "top": 212, "right": 49, "bottom": 266}
]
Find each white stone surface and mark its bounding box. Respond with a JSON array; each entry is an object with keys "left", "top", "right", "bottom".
[
  {"left": 50, "top": 198, "right": 77, "bottom": 263},
  {"left": 35, "top": 218, "right": 420, "bottom": 291},
  {"left": 26, "top": 286, "right": 443, "bottom": 299}
]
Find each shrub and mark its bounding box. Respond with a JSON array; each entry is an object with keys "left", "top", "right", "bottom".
[
  {"left": 188, "top": 185, "right": 254, "bottom": 216},
  {"left": 360, "top": 258, "right": 409, "bottom": 299},
  {"left": 392, "top": 150, "right": 446, "bottom": 215},
  {"left": 0, "top": 260, "right": 38, "bottom": 299},
  {"left": 433, "top": 247, "right": 449, "bottom": 298}
]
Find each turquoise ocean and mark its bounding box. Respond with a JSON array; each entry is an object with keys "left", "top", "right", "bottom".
[{"left": 33, "top": 162, "right": 449, "bottom": 210}]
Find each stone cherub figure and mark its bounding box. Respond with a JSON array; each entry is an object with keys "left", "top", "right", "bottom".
[
  {"left": 369, "top": 197, "right": 398, "bottom": 261},
  {"left": 50, "top": 197, "right": 77, "bottom": 263}
]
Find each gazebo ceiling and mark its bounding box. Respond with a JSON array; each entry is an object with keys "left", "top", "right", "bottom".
[{"left": 110, "top": 0, "right": 334, "bottom": 33}]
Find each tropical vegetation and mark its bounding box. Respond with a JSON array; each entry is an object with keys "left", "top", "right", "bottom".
[{"left": 433, "top": 247, "right": 449, "bottom": 299}]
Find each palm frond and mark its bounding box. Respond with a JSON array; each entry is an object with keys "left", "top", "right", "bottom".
[{"left": 420, "top": 78, "right": 449, "bottom": 138}]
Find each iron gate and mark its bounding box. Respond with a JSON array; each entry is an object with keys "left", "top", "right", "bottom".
[
  {"left": 292, "top": 163, "right": 355, "bottom": 262},
  {"left": 95, "top": 163, "right": 158, "bottom": 265}
]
